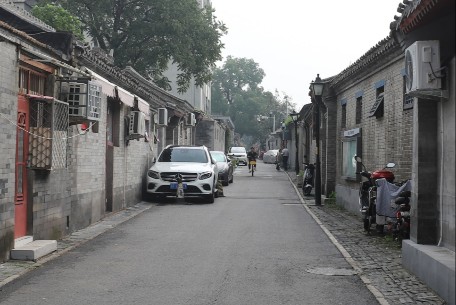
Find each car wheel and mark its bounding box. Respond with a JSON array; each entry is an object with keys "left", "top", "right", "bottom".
[
  {"left": 150, "top": 194, "right": 164, "bottom": 203},
  {"left": 363, "top": 218, "right": 370, "bottom": 231},
  {"left": 213, "top": 180, "right": 219, "bottom": 199},
  {"left": 205, "top": 192, "right": 215, "bottom": 203},
  {"left": 143, "top": 192, "right": 160, "bottom": 202},
  {"left": 222, "top": 174, "right": 229, "bottom": 186},
  {"left": 142, "top": 190, "right": 152, "bottom": 202}
]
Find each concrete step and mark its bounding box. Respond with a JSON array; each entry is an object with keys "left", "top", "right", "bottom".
[
  {"left": 10, "top": 240, "right": 57, "bottom": 261},
  {"left": 14, "top": 235, "right": 33, "bottom": 248}
]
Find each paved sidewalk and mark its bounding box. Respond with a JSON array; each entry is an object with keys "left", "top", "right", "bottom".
[
  {"left": 0, "top": 175, "right": 446, "bottom": 304},
  {"left": 0, "top": 203, "right": 153, "bottom": 288},
  {"left": 286, "top": 172, "right": 445, "bottom": 305}
]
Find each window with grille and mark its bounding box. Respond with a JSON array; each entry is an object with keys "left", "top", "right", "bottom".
[
  {"left": 341, "top": 104, "right": 346, "bottom": 128},
  {"left": 19, "top": 68, "right": 46, "bottom": 95},
  {"left": 29, "top": 97, "right": 69, "bottom": 170},
  {"left": 356, "top": 97, "right": 362, "bottom": 124},
  {"left": 19, "top": 65, "right": 69, "bottom": 170}
]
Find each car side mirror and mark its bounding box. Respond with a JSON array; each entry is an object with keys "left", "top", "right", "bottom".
[{"left": 152, "top": 157, "right": 157, "bottom": 163}]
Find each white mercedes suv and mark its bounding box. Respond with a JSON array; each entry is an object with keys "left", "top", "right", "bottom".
[{"left": 146, "top": 145, "right": 219, "bottom": 203}]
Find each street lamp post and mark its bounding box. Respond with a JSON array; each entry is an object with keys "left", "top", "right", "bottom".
[
  {"left": 269, "top": 112, "right": 276, "bottom": 132},
  {"left": 310, "top": 74, "right": 324, "bottom": 206},
  {"left": 290, "top": 111, "right": 299, "bottom": 175}
]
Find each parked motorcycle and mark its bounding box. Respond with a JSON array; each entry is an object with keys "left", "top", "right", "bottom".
[
  {"left": 354, "top": 155, "right": 396, "bottom": 233},
  {"left": 302, "top": 163, "right": 315, "bottom": 196},
  {"left": 392, "top": 190, "right": 411, "bottom": 241}
]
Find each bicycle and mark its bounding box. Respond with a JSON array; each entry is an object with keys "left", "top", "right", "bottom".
[{"left": 249, "top": 160, "right": 256, "bottom": 176}]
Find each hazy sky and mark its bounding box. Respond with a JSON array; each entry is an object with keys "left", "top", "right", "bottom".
[{"left": 210, "top": 0, "right": 401, "bottom": 110}]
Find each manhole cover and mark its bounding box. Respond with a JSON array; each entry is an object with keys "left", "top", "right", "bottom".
[{"left": 306, "top": 267, "right": 357, "bottom": 276}]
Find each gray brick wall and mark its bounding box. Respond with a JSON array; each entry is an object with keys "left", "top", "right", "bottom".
[
  {"left": 441, "top": 57, "right": 455, "bottom": 251},
  {"left": 195, "top": 119, "right": 214, "bottom": 150},
  {"left": 324, "top": 96, "right": 338, "bottom": 195},
  {"left": 1, "top": 57, "right": 155, "bottom": 252},
  {"left": 334, "top": 58, "right": 414, "bottom": 212},
  {"left": 0, "top": 41, "right": 19, "bottom": 261},
  {"left": 213, "top": 122, "right": 225, "bottom": 152},
  {"left": 63, "top": 101, "right": 153, "bottom": 232}
]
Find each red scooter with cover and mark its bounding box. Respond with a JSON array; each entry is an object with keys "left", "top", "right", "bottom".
[
  {"left": 354, "top": 155, "right": 396, "bottom": 233},
  {"left": 392, "top": 190, "right": 411, "bottom": 240}
]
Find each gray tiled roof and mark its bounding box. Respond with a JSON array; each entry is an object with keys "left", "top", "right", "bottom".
[
  {"left": 330, "top": 36, "right": 399, "bottom": 87},
  {"left": 0, "top": 0, "right": 55, "bottom": 33},
  {"left": 390, "top": 0, "right": 453, "bottom": 34}
]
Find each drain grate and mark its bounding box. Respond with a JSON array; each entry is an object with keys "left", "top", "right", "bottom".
[
  {"left": 306, "top": 267, "right": 357, "bottom": 276},
  {"left": 281, "top": 202, "right": 302, "bottom": 205}
]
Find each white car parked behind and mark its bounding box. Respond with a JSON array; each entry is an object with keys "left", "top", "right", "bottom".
[
  {"left": 228, "top": 146, "right": 248, "bottom": 166},
  {"left": 263, "top": 149, "right": 279, "bottom": 164}
]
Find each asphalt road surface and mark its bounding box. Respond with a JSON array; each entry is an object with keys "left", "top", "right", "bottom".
[{"left": 0, "top": 162, "right": 379, "bottom": 305}]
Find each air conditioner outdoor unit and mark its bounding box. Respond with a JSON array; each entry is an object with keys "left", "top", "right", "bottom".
[
  {"left": 405, "top": 40, "right": 441, "bottom": 95},
  {"left": 185, "top": 113, "right": 196, "bottom": 126},
  {"left": 158, "top": 108, "right": 168, "bottom": 126},
  {"left": 129, "top": 111, "right": 146, "bottom": 138}
]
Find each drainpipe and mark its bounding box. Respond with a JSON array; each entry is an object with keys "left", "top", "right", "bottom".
[{"left": 437, "top": 103, "right": 444, "bottom": 246}]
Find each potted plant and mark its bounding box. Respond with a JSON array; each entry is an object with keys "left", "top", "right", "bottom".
[{"left": 297, "top": 170, "right": 304, "bottom": 187}]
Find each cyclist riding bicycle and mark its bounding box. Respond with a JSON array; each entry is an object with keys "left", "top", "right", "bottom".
[{"left": 247, "top": 146, "right": 258, "bottom": 173}]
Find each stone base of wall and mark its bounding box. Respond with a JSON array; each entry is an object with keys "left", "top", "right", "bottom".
[
  {"left": 402, "top": 240, "right": 455, "bottom": 305},
  {"left": 335, "top": 184, "right": 360, "bottom": 214},
  {"left": 0, "top": 229, "right": 14, "bottom": 263}
]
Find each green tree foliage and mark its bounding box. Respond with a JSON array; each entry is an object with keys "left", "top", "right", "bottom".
[
  {"left": 47, "top": 0, "right": 226, "bottom": 93},
  {"left": 31, "top": 4, "right": 84, "bottom": 40},
  {"left": 212, "top": 56, "right": 294, "bottom": 145},
  {"left": 212, "top": 56, "right": 265, "bottom": 105}
]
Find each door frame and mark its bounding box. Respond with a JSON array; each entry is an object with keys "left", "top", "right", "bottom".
[{"left": 14, "top": 95, "right": 29, "bottom": 238}]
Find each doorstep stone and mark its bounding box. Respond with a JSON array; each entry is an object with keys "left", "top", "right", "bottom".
[
  {"left": 10, "top": 240, "right": 57, "bottom": 261},
  {"left": 14, "top": 235, "right": 33, "bottom": 248}
]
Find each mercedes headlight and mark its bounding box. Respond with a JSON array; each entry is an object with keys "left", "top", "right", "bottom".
[
  {"left": 199, "top": 171, "right": 213, "bottom": 180},
  {"left": 148, "top": 170, "right": 160, "bottom": 179}
]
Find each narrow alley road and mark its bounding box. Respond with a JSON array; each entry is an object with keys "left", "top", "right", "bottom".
[{"left": 0, "top": 162, "right": 378, "bottom": 305}]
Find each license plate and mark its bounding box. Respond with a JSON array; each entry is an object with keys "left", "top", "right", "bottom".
[{"left": 170, "top": 182, "right": 187, "bottom": 190}]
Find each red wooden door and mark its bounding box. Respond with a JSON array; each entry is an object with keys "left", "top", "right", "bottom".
[{"left": 15, "top": 95, "right": 29, "bottom": 238}]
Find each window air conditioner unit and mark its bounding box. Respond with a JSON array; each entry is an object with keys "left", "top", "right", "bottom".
[
  {"left": 185, "top": 113, "right": 196, "bottom": 126},
  {"left": 158, "top": 108, "right": 168, "bottom": 126},
  {"left": 405, "top": 41, "right": 441, "bottom": 95},
  {"left": 129, "top": 111, "right": 146, "bottom": 139}
]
